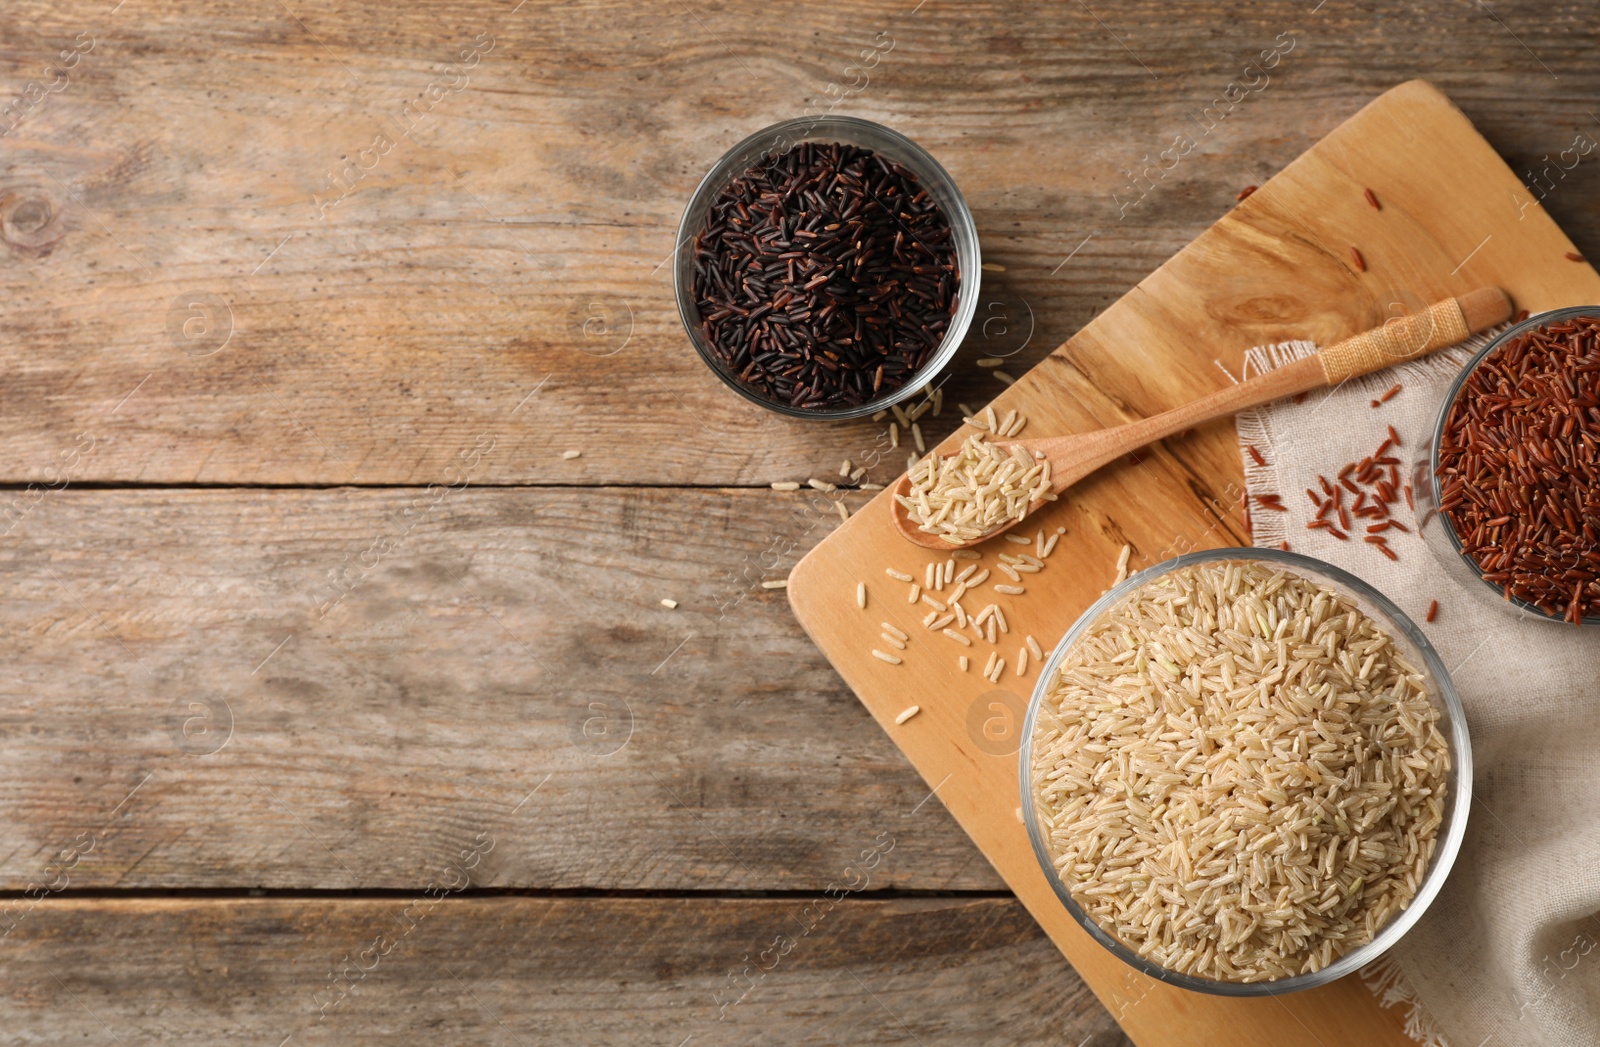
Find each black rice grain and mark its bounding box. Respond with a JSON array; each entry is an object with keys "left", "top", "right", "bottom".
[{"left": 691, "top": 142, "right": 959, "bottom": 411}]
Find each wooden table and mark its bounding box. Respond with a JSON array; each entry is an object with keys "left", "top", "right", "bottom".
[{"left": 1, "top": 2, "right": 1593, "bottom": 1042}]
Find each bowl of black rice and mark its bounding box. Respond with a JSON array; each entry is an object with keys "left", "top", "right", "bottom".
[{"left": 674, "top": 116, "right": 979, "bottom": 418}]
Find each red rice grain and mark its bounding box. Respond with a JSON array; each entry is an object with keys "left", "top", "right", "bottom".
[{"left": 1437, "top": 314, "right": 1600, "bottom": 623}]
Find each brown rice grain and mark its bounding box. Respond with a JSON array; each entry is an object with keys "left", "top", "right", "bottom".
[{"left": 1029, "top": 560, "right": 1448, "bottom": 983}]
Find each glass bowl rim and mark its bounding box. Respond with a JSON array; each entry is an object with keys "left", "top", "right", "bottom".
[
  {"left": 1425, "top": 305, "right": 1600, "bottom": 626},
  {"left": 1018, "top": 546, "right": 1474, "bottom": 996},
  {"left": 671, "top": 115, "right": 981, "bottom": 420}
]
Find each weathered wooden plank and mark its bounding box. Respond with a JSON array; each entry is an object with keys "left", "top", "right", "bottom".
[
  {"left": 2, "top": 1, "right": 1598, "bottom": 484},
  {"left": 0, "top": 485, "right": 1014, "bottom": 891},
  {"left": 0, "top": 895, "right": 1132, "bottom": 1046}
]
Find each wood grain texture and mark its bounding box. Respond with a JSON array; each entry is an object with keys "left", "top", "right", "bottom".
[
  {"left": 789, "top": 80, "right": 1600, "bottom": 1047},
  {"left": 5, "top": 3, "right": 1600, "bottom": 1044},
  {"left": 0, "top": 486, "right": 1008, "bottom": 892},
  {"left": 0, "top": 895, "right": 1131, "bottom": 1046},
  {"left": 3, "top": 1, "right": 1600, "bottom": 485}
]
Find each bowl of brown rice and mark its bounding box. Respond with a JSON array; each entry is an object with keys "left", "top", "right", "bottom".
[{"left": 1020, "top": 548, "right": 1470, "bottom": 995}]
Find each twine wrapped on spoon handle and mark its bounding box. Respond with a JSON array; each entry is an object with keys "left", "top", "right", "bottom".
[{"left": 1318, "top": 296, "right": 1472, "bottom": 385}]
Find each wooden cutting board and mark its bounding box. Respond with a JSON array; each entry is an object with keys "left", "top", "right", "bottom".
[{"left": 788, "top": 79, "right": 1600, "bottom": 1047}]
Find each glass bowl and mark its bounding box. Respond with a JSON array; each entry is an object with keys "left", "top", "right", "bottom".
[
  {"left": 1413, "top": 305, "right": 1600, "bottom": 626},
  {"left": 1018, "top": 547, "right": 1473, "bottom": 997},
  {"left": 673, "top": 116, "right": 980, "bottom": 420}
]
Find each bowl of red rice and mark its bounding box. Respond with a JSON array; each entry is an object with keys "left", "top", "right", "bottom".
[{"left": 1416, "top": 306, "right": 1600, "bottom": 626}]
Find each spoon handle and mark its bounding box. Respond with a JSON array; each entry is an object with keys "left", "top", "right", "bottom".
[{"left": 1047, "top": 287, "right": 1512, "bottom": 482}]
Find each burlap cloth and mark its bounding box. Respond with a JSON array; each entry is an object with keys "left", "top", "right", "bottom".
[{"left": 1234, "top": 333, "right": 1600, "bottom": 1047}]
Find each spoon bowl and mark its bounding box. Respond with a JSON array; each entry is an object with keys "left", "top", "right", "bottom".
[{"left": 888, "top": 432, "right": 1121, "bottom": 549}]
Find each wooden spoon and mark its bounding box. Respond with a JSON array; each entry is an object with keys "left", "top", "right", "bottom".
[{"left": 890, "top": 286, "right": 1512, "bottom": 549}]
